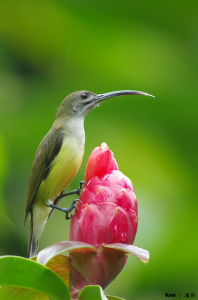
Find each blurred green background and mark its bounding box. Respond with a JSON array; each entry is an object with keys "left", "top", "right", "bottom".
[{"left": 0, "top": 0, "right": 198, "bottom": 299}]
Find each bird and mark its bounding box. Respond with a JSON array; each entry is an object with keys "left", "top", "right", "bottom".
[{"left": 25, "top": 89, "right": 154, "bottom": 257}]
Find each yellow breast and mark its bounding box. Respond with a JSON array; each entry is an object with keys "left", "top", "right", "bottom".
[{"left": 37, "top": 134, "right": 84, "bottom": 203}]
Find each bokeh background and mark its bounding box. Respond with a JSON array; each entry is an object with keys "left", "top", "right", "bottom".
[{"left": 0, "top": 1, "right": 198, "bottom": 299}]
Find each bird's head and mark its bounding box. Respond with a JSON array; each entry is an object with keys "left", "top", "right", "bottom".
[{"left": 55, "top": 90, "right": 154, "bottom": 120}]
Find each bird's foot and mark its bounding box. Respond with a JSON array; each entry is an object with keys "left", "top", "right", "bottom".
[
  {"left": 70, "top": 180, "right": 86, "bottom": 195},
  {"left": 55, "top": 181, "right": 86, "bottom": 202},
  {"left": 79, "top": 180, "right": 86, "bottom": 193},
  {"left": 47, "top": 199, "right": 80, "bottom": 220}
]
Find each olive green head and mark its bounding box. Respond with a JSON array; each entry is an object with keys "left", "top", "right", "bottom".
[{"left": 55, "top": 89, "right": 154, "bottom": 120}]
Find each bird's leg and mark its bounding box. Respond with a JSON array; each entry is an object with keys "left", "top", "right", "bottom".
[
  {"left": 55, "top": 181, "right": 86, "bottom": 202},
  {"left": 47, "top": 199, "right": 80, "bottom": 220},
  {"left": 46, "top": 181, "right": 85, "bottom": 219}
]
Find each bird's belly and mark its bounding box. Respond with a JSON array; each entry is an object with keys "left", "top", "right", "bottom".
[{"left": 37, "top": 137, "right": 84, "bottom": 203}]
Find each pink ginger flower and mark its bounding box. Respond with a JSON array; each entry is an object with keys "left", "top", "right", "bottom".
[
  {"left": 68, "top": 143, "right": 139, "bottom": 297},
  {"left": 70, "top": 142, "right": 138, "bottom": 246}
]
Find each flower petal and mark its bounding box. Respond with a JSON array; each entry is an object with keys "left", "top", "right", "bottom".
[
  {"left": 85, "top": 143, "right": 118, "bottom": 182},
  {"left": 37, "top": 241, "right": 96, "bottom": 265},
  {"left": 102, "top": 243, "right": 150, "bottom": 264}
]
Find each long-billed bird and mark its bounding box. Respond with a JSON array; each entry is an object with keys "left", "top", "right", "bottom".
[{"left": 25, "top": 90, "right": 154, "bottom": 257}]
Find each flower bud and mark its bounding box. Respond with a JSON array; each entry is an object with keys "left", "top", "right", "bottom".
[
  {"left": 70, "top": 143, "right": 138, "bottom": 246},
  {"left": 68, "top": 144, "right": 139, "bottom": 297}
]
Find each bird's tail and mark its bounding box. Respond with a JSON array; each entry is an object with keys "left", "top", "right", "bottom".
[{"left": 28, "top": 211, "right": 38, "bottom": 258}]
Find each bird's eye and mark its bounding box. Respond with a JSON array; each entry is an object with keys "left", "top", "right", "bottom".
[{"left": 80, "top": 92, "right": 89, "bottom": 99}]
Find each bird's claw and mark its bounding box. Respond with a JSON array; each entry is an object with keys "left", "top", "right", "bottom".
[
  {"left": 76, "top": 181, "right": 86, "bottom": 195},
  {"left": 80, "top": 180, "right": 86, "bottom": 190},
  {"left": 47, "top": 198, "right": 80, "bottom": 220},
  {"left": 55, "top": 181, "right": 86, "bottom": 200},
  {"left": 64, "top": 198, "right": 81, "bottom": 219},
  {"left": 65, "top": 212, "right": 73, "bottom": 220}
]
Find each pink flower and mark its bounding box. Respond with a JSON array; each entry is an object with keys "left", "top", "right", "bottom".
[
  {"left": 70, "top": 143, "right": 138, "bottom": 246},
  {"left": 68, "top": 143, "right": 139, "bottom": 297}
]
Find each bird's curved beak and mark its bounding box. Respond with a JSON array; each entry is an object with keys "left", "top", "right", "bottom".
[{"left": 94, "top": 90, "right": 155, "bottom": 103}]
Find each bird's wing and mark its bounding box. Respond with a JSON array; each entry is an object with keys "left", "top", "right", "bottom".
[{"left": 25, "top": 127, "right": 64, "bottom": 223}]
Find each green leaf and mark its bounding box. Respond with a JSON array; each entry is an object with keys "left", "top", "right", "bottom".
[
  {"left": 0, "top": 286, "right": 48, "bottom": 300},
  {"left": 107, "top": 295, "right": 126, "bottom": 300},
  {"left": 79, "top": 285, "right": 108, "bottom": 300},
  {"left": 0, "top": 256, "right": 70, "bottom": 300}
]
